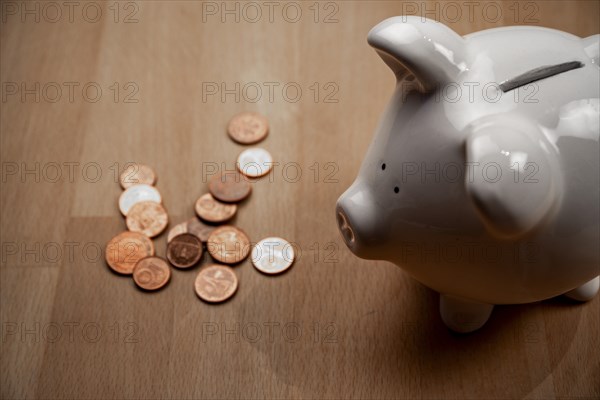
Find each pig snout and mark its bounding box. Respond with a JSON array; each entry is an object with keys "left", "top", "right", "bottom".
[{"left": 336, "top": 181, "right": 383, "bottom": 259}]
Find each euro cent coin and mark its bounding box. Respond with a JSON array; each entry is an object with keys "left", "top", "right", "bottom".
[
  {"left": 167, "top": 218, "right": 215, "bottom": 243},
  {"left": 251, "top": 237, "right": 295, "bottom": 275},
  {"left": 237, "top": 148, "right": 273, "bottom": 178},
  {"left": 119, "top": 184, "right": 162, "bottom": 216},
  {"left": 167, "top": 221, "right": 188, "bottom": 243},
  {"left": 167, "top": 233, "right": 203, "bottom": 269},
  {"left": 195, "top": 193, "right": 237, "bottom": 223},
  {"left": 208, "top": 172, "right": 251, "bottom": 203},
  {"left": 186, "top": 218, "right": 216, "bottom": 242},
  {"left": 194, "top": 264, "right": 238, "bottom": 303},
  {"left": 126, "top": 201, "right": 169, "bottom": 238},
  {"left": 132, "top": 256, "right": 171, "bottom": 291},
  {"left": 119, "top": 164, "right": 157, "bottom": 189},
  {"left": 207, "top": 225, "right": 251, "bottom": 264},
  {"left": 105, "top": 231, "right": 155, "bottom": 275},
  {"left": 227, "top": 112, "right": 269, "bottom": 144}
]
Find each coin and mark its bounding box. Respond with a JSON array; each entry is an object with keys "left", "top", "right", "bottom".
[
  {"left": 187, "top": 218, "right": 216, "bottom": 242},
  {"left": 227, "top": 112, "right": 269, "bottom": 144},
  {"left": 105, "top": 231, "right": 155, "bottom": 275},
  {"left": 237, "top": 148, "right": 273, "bottom": 178},
  {"left": 119, "top": 164, "right": 157, "bottom": 189},
  {"left": 126, "top": 201, "right": 169, "bottom": 238},
  {"left": 133, "top": 256, "right": 171, "bottom": 291},
  {"left": 195, "top": 193, "right": 237, "bottom": 223},
  {"left": 207, "top": 225, "right": 250, "bottom": 264},
  {"left": 167, "top": 221, "right": 188, "bottom": 243},
  {"left": 194, "top": 264, "right": 238, "bottom": 303},
  {"left": 167, "top": 233, "right": 203, "bottom": 269},
  {"left": 251, "top": 237, "right": 295, "bottom": 275},
  {"left": 167, "top": 218, "right": 215, "bottom": 243},
  {"left": 208, "top": 172, "right": 251, "bottom": 203},
  {"left": 119, "top": 184, "right": 162, "bottom": 216}
]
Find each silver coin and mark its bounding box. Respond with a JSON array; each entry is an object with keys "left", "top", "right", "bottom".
[{"left": 251, "top": 237, "right": 295, "bottom": 275}]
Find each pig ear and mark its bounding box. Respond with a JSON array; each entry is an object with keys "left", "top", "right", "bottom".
[
  {"left": 463, "top": 115, "right": 562, "bottom": 239},
  {"left": 368, "top": 16, "right": 467, "bottom": 90}
]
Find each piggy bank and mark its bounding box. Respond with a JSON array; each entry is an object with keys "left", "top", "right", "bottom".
[{"left": 336, "top": 16, "right": 599, "bottom": 332}]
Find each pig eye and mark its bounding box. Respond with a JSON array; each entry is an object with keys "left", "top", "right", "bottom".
[
  {"left": 381, "top": 163, "right": 386, "bottom": 170},
  {"left": 394, "top": 186, "right": 399, "bottom": 194}
]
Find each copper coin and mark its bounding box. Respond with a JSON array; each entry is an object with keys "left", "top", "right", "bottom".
[
  {"left": 208, "top": 172, "right": 251, "bottom": 203},
  {"left": 194, "top": 264, "right": 238, "bottom": 303},
  {"left": 251, "top": 237, "right": 295, "bottom": 275},
  {"left": 126, "top": 201, "right": 169, "bottom": 238},
  {"left": 227, "top": 112, "right": 269, "bottom": 144},
  {"left": 133, "top": 256, "right": 171, "bottom": 291},
  {"left": 167, "top": 218, "right": 215, "bottom": 243},
  {"left": 187, "top": 218, "right": 216, "bottom": 242},
  {"left": 167, "top": 233, "right": 203, "bottom": 269},
  {"left": 119, "top": 164, "right": 157, "bottom": 189},
  {"left": 195, "top": 193, "right": 237, "bottom": 223},
  {"left": 167, "top": 221, "right": 188, "bottom": 243},
  {"left": 207, "top": 225, "right": 251, "bottom": 264},
  {"left": 105, "top": 231, "right": 155, "bottom": 275}
]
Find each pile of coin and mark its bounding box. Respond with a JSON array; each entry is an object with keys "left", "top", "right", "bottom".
[
  {"left": 105, "top": 164, "right": 172, "bottom": 291},
  {"left": 104, "top": 112, "right": 295, "bottom": 304}
]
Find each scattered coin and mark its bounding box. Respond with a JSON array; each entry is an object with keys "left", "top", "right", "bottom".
[
  {"left": 167, "top": 221, "right": 188, "bottom": 243},
  {"left": 105, "top": 231, "right": 155, "bottom": 275},
  {"left": 119, "top": 184, "right": 162, "bottom": 216},
  {"left": 227, "top": 112, "right": 269, "bottom": 144},
  {"left": 133, "top": 256, "right": 171, "bottom": 291},
  {"left": 207, "top": 225, "right": 251, "bottom": 264},
  {"left": 126, "top": 201, "right": 169, "bottom": 238},
  {"left": 119, "top": 164, "right": 157, "bottom": 189},
  {"left": 194, "top": 264, "right": 238, "bottom": 303},
  {"left": 107, "top": 119, "right": 286, "bottom": 301},
  {"left": 237, "top": 148, "right": 273, "bottom": 178},
  {"left": 167, "top": 218, "right": 216, "bottom": 243},
  {"left": 208, "top": 172, "right": 251, "bottom": 203},
  {"left": 167, "top": 233, "right": 203, "bottom": 269},
  {"left": 251, "top": 237, "right": 295, "bottom": 275},
  {"left": 195, "top": 193, "right": 237, "bottom": 223},
  {"left": 186, "top": 218, "right": 216, "bottom": 242}
]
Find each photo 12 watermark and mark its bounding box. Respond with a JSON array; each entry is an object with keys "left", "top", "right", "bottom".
[
  {"left": 1, "top": 161, "right": 157, "bottom": 184},
  {"left": 1, "top": 1, "right": 140, "bottom": 24},
  {"left": 201, "top": 1, "right": 340, "bottom": 24},
  {"left": 398, "top": 1, "right": 539, "bottom": 24},
  {"left": 1, "top": 321, "right": 140, "bottom": 344},
  {"left": 1, "top": 82, "right": 140, "bottom": 103},
  {"left": 202, "top": 161, "right": 340, "bottom": 185},
  {"left": 398, "top": 79, "right": 540, "bottom": 105},
  {"left": 0, "top": 238, "right": 344, "bottom": 268},
  {"left": 201, "top": 81, "right": 339, "bottom": 104},
  {"left": 199, "top": 321, "right": 339, "bottom": 344},
  {"left": 395, "top": 161, "right": 541, "bottom": 185}
]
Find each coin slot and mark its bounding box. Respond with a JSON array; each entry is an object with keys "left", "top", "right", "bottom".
[{"left": 499, "top": 61, "right": 584, "bottom": 92}]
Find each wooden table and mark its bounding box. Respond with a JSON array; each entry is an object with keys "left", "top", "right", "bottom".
[{"left": 1, "top": 1, "right": 598, "bottom": 398}]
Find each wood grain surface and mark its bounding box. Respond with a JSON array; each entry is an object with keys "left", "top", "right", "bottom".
[{"left": 1, "top": 1, "right": 599, "bottom": 399}]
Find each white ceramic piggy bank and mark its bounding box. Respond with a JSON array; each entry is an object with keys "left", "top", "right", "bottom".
[{"left": 336, "top": 16, "right": 599, "bottom": 332}]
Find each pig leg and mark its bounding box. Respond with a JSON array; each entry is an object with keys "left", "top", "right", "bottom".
[
  {"left": 564, "top": 276, "right": 599, "bottom": 302},
  {"left": 440, "top": 294, "right": 494, "bottom": 333}
]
